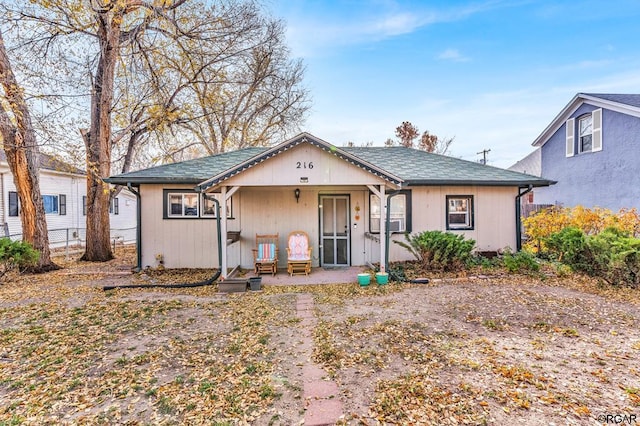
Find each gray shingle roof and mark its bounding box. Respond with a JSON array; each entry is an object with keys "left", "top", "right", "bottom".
[
  {"left": 342, "top": 146, "right": 550, "bottom": 186},
  {"left": 105, "top": 148, "right": 265, "bottom": 184},
  {"left": 106, "top": 134, "right": 553, "bottom": 188},
  {"left": 582, "top": 93, "right": 640, "bottom": 109},
  {"left": 0, "top": 151, "right": 85, "bottom": 175}
]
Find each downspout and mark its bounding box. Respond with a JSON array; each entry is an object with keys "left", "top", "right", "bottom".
[
  {"left": 384, "top": 190, "right": 402, "bottom": 273},
  {"left": 127, "top": 183, "right": 142, "bottom": 272},
  {"left": 515, "top": 185, "right": 533, "bottom": 251},
  {"left": 103, "top": 193, "right": 223, "bottom": 290}
]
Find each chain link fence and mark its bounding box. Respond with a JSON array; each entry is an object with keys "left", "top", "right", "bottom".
[{"left": 5, "top": 227, "right": 137, "bottom": 256}]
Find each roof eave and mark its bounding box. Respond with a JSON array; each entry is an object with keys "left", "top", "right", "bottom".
[
  {"left": 406, "top": 179, "right": 555, "bottom": 187},
  {"left": 103, "top": 177, "right": 204, "bottom": 185}
]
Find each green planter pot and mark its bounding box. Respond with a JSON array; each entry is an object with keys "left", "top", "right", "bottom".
[
  {"left": 357, "top": 273, "right": 371, "bottom": 286},
  {"left": 376, "top": 272, "right": 389, "bottom": 285}
]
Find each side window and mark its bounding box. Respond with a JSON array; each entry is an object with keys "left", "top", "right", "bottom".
[
  {"left": 168, "top": 193, "right": 199, "bottom": 217},
  {"left": 446, "top": 195, "right": 474, "bottom": 230},
  {"left": 59, "top": 194, "right": 67, "bottom": 216},
  {"left": 201, "top": 193, "right": 232, "bottom": 218},
  {"left": 110, "top": 197, "right": 119, "bottom": 215},
  {"left": 82, "top": 196, "right": 87, "bottom": 216},
  {"left": 9, "top": 191, "right": 19, "bottom": 217},
  {"left": 42, "top": 195, "right": 59, "bottom": 214},
  {"left": 369, "top": 191, "right": 411, "bottom": 233}
]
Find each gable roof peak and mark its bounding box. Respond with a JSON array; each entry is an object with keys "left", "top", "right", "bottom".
[{"left": 532, "top": 92, "right": 640, "bottom": 147}]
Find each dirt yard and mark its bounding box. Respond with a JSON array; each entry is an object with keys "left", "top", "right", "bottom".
[{"left": 1, "top": 247, "right": 639, "bottom": 425}]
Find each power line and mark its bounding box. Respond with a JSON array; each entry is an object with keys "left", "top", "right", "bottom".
[{"left": 477, "top": 148, "right": 491, "bottom": 165}]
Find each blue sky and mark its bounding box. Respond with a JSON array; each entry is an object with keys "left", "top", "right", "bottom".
[{"left": 268, "top": 0, "right": 640, "bottom": 168}]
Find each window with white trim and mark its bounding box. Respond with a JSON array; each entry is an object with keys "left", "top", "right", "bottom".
[
  {"left": 369, "top": 191, "right": 411, "bottom": 233},
  {"left": 566, "top": 109, "right": 602, "bottom": 156},
  {"left": 578, "top": 114, "right": 592, "bottom": 153},
  {"left": 168, "top": 193, "right": 199, "bottom": 217},
  {"left": 446, "top": 195, "right": 474, "bottom": 230},
  {"left": 163, "top": 190, "right": 233, "bottom": 219},
  {"left": 43, "top": 195, "right": 59, "bottom": 214},
  {"left": 201, "top": 193, "right": 232, "bottom": 218}
]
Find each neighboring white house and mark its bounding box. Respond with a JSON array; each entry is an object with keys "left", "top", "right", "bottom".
[
  {"left": 0, "top": 151, "right": 137, "bottom": 245},
  {"left": 106, "top": 133, "right": 553, "bottom": 275}
]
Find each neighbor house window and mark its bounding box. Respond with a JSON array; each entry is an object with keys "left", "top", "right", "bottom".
[
  {"left": 578, "top": 114, "right": 593, "bottom": 153},
  {"left": 446, "top": 195, "right": 474, "bottom": 230},
  {"left": 201, "top": 193, "right": 233, "bottom": 218},
  {"left": 369, "top": 191, "right": 411, "bottom": 233},
  {"left": 59, "top": 194, "right": 67, "bottom": 216},
  {"left": 82, "top": 196, "right": 87, "bottom": 216},
  {"left": 110, "top": 197, "right": 119, "bottom": 215},
  {"left": 9, "top": 191, "right": 19, "bottom": 217},
  {"left": 43, "top": 195, "right": 59, "bottom": 214}
]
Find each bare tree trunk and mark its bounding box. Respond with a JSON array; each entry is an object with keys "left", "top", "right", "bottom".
[
  {"left": 80, "top": 11, "right": 119, "bottom": 262},
  {"left": 0, "top": 30, "right": 58, "bottom": 272}
]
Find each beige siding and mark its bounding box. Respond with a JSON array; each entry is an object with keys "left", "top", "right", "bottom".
[
  {"left": 140, "top": 184, "right": 226, "bottom": 269},
  {"left": 223, "top": 143, "right": 385, "bottom": 187},
  {"left": 140, "top": 184, "right": 519, "bottom": 269}
]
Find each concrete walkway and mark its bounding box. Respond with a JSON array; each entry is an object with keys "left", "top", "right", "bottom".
[{"left": 296, "top": 294, "right": 343, "bottom": 425}]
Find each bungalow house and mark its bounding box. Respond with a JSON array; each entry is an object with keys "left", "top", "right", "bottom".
[
  {"left": 105, "top": 133, "right": 553, "bottom": 276},
  {"left": 523, "top": 93, "right": 640, "bottom": 211},
  {"left": 1, "top": 151, "right": 137, "bottom": 245}
]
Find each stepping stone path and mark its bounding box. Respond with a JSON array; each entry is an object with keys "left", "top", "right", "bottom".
[{"left": 296, "top": 294, "right": 343, "bottom": 425}]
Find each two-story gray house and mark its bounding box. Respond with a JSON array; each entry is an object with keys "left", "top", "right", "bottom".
[{"left": 524, "top": 93, "right": 640, "bottom": 211}]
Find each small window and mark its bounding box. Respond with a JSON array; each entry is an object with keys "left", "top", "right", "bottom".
[
  {"left": 578, "top": 114, "right": 593, "bottom": 153},
  {"left": 43, "top": 195, "right": 59, "bottom": 214},
  {"left": 110, "top": 197, "right": 119, "bottom": 215},
  {"left": 369, "top": 191, "right": 411, "bottom": 233},
  {"left": 59, "top": 194, "right": 67, "bottom": 216},
  {"left": 166, "top": 192, "right": 199, "bottom": 218},
  {"left": 9, "top": 191, "right": 19, "bottom": 217},
  {"left": 82, "top": 196, "right": 87, "bottom": 216},
  {"left": 201, "top": 193, "right": 232, "bottom": 218},
  {"left": 446, "top": 195, "right": 474, "bottom": 230}
]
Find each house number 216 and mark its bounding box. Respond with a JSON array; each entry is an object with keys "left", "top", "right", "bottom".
[{"left": 296, "top": 161, "right": 314, "bottom": 169}]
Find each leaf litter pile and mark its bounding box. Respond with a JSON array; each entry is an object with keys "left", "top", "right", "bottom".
[{"left": 0, "top": 248, "right": 639, "bottom": 424}]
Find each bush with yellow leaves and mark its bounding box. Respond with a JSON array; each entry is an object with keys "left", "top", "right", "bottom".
[{"left": 523, "top": 206, "right": 640, "bottom": 253}]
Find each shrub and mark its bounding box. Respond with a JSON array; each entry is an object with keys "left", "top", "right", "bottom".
[
  {"left": 523, "top": 206, "right": 640, "bottom": 253},
  {"left": 545, "top": 227, "right": 640, "bottom": 287},
  {"left": 394, "top": 231, "right": 475, "bottom": 272},
  {"left": 0, "top": 238, "right": 39, "bottom": 281},
  {"left": 501, "top": 248, "right": 540, "bottom": 274}
]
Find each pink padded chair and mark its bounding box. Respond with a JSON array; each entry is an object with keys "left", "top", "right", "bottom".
[{"left": 286, "top": 231, "right": 312, "bottom": 276}]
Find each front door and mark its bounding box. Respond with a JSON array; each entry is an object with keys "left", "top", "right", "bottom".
[{"left": 320, "top": 195, "right": 350, "bottom": 266}]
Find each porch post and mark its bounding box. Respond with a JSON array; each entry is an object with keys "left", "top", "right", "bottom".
[
  {"left": 378, "top": 185, "right": 386, "bottom": 273},
  {"left": 220, "top": 186, "right": 228, "bottom": 279}
]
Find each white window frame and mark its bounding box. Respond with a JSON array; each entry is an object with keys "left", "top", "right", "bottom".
[
  {"left": 446, "top": 195, "right": 474, "bottom": 230},
  {"left": 167, "top": 192, "right": 200, "bottom": 218},
  {"left": 578, "top": 114, "right": 593, "bottom": 153},
  {"left": 42, "top": 194, "right": 59, "bottom": 215},
  {"left": 369, "top": 193, "right": 408, "bottom": 233},
  {"left": 201, "top": 193, "right": 233, "bottom": 218}
]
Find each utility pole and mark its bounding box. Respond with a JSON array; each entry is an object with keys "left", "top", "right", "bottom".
[{"left": 477, "top": 149, "right": 491, "bottom": 165}]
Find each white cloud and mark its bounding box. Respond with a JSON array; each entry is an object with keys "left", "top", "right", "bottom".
[
  {"left": 437, "top": 48, "right": 471, "bottom": 62},
  {"left": 281, "top": 2, "right": 509, "bottom": 58}
]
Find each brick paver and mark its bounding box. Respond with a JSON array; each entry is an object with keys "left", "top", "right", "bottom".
[{"left": 296, "top": 293, "right": 343, "bottom": 425}]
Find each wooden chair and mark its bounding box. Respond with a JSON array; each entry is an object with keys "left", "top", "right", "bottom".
[
  {"left": 286, "top": 230, "right": 312, "bottom": 276},
  {"left": 252, "top": 234, "right": 279, "bottom": 276}
]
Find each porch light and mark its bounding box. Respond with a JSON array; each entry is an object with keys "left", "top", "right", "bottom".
[{"left": 294, "top": 188, "right": 300, "bottom": 203}]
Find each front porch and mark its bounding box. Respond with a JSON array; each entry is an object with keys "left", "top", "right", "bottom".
[{"left": 254, "top": 266, "right": 369, "bottom": 286}]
